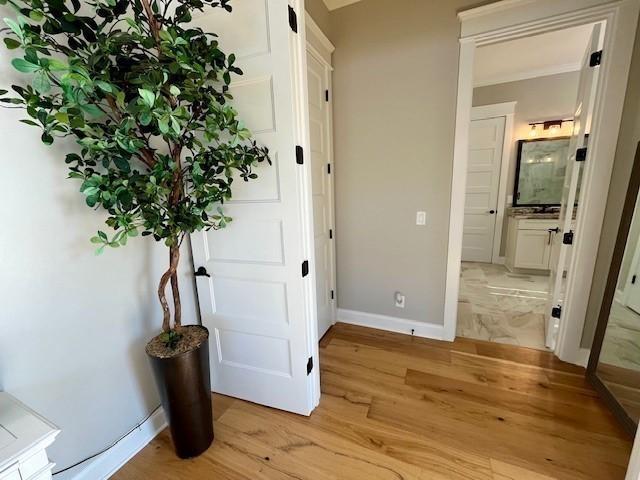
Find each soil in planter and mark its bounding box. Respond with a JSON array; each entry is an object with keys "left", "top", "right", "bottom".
[{"left": 146, "top": 325, "right": 208, "bottom": 359}]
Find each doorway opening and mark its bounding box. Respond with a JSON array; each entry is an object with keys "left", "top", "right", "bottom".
[{"left": 456, "top": 22, "right": 602, "bottom": 351}]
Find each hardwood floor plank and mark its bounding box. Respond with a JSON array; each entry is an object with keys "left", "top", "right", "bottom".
[
  {"left": 115, "top": 324, "right": 633, "bottom": 480},
  {"left": 305, "top": 393, "right": 494, "bottom": 480},
  {"left": 404, "top": 368, "right": 624, "bottom": 437},
  {"left": 367, "top": 397, "right": 628, "bottom": 480},
  {"left": 222, "top": 401, "right": 439, "bottom": 480},
  {"left": 490, "top": 459, "right": 557, "bottom": 480}
]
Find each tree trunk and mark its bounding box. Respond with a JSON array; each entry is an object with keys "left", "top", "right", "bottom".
[
  {"left": 158, "top": 245, "right": 180, "bottom": 332},
  {"left": 171, "top": 265, "right": 182, "bottom": 328}
]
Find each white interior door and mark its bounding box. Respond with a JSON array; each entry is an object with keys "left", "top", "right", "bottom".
[
  {"left": 190, "top": 0, "right": 319, "bottom": 416},
  {"left": 462, "top": 116, "right": 505, "bottom": 263},
  {"left": 546, "top": 23, "right": 602, "bottom": 349},
  {"left": 306, "top": 50, "right": 335, "bottom": 340}
]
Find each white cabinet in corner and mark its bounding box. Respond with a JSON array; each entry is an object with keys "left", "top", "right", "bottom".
[
  {"left": 505, "top": 217, "right": 560, "bottom": 272},
  {"left": 0, "top": 393, "right": 59, "bottom": 480}
]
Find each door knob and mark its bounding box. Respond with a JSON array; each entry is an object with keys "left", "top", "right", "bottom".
[
  {"left": 194, "top": 266, "right": 211, "bottom": 278},
  {"left": 488, "top": 209, "right": 496, "bottom": 214}
]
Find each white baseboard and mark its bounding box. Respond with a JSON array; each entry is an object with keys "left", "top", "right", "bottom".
[
  {"left": 337, "top": 308, "right": 445, "bottom": 340},
  {"left": 71, "top": 407, "right": 166, "bottom": 480},
  {"left": 576, "top": 348, "right": 592, "bottom": 368},
  {"left": 615, "top": 288, "right": 624, "bottom": 305}
]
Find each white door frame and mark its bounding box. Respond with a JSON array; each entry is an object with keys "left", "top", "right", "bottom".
[
  {"left": 470, "top": 102, "right": 516, "bottom": 264},
  {"left": 305, "top": 12, "right": 338, "bottom": 329},
  {"left": 443, "top": 0, "right": 640, "bottom": 367}
]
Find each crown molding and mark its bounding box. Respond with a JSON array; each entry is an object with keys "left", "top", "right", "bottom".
[
  {"left": 473, "top": 61, "right": 581, "bottom": 87},
  {"left": 458, "top": 0, "right": 537, "bottom": 21},
  {"left": 322, "top": 0, "right": 362, "bottom": 11}
]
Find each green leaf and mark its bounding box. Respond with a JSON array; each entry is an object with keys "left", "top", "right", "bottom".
[
  {"left": 139, "top": 111, "right": 152, "bottom": 126},
  {"left": 113, "top": 157, "right": 130, "bottom": 172},
  {"left": 3, "top": 18, "right": 22, "bottom": 40},
  {"left": 41, "top": 131, "right": 53, "bottom": 144},
  {"left": 28, "top": 10, "right": 44, "bottom": 21},
  {"left": 169, "top": 85, "right": 180, "bottom": 96},
  {"left": 11, "top": 58, "right": 40, "bottom": 73},
  {"left": 20, "top": 119, "right": 38, "bottom": 126},
  {"left": 171, "top": 116, "right": 180, "bottom": 135},
  {"left": 96, "top": 80, "right": 112, "bottom": 92},
  {"left": 79, "top": 103, "right": 102, "bottom": 117},
  {"left": 3, "top": 38, "right": 20, "bottom": 49},
  {"left": 32, "top": 71, "right": 51, "bottom": 93},
  {"left": 55, "top": 112, "right": 69, "bottom": 124},
  {"left": 46, "top": 58, "right": 67, "bottom": 71},
  {"left": 138, "top": 88, "right": 155, "bottom": 107},
  {"left": 158, "top": 116, "right": 169, "bottom": 134}
]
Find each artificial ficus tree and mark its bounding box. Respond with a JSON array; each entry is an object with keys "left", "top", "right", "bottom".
[{"left": 0, "top": 0, "right": 270, "bottom": 339}]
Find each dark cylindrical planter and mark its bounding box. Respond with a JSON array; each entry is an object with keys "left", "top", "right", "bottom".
[{"left": 147, "top": 325, "right": 214, "bottom": 458}]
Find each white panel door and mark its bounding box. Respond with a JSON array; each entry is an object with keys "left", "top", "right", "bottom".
[
  {"left": 306, "top": 50, "right": 335, "bottom": 340},
  {"left": 546, "top": 24, "right": 602, "bottom": 349},
  {"left": 462, "top": 117, "right": 505, "bottom": 263},
  {"left": 190, "top": 0, "right": 319, "bottom": 416}
]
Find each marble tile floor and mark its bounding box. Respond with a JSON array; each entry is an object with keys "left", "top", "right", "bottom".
[
  {"left": 600, "top": 300, "right": 640, "bottom": 371},
  {"left": 457, "top": 261, "right": 551, "bottom": 350}
]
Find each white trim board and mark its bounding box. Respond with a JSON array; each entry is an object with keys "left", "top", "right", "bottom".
[
  {"left": 470, "top": 101, "right": 516, "bottom": 120},
  {"left": 473, "top": 62, "right": 582, "bottom": 88},
  {"left": 337, "top": 309, "right": 445, "bottom": 340},
  {"left": 304, "top": 11, "right": 334, "bottom": 54},
  {"left": 445, "top": 0, "right": 640, "bottom": 361},
  {"left": 70, "top": 407, "right": 166, "bottom": 480}
]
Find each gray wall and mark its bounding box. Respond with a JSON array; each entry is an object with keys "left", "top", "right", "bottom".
[
  {"left": 330, "top": 0, "right": 490, "bottom": 323},
  {"left": 582, "top": 15, "right": 640, "bottom": 347},
  {"left": 0, "top": 22, "right": 199, "bottom": 478},
  {"left": 306, "top": 0, "right": 331, "bottom": 39},
  {"left": 472, "top": 72, "right": 580, "bottom": 254}
]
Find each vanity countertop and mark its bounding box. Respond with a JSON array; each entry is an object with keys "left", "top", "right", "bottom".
[{"left": 506, "top": 207, "right": 560, "bottom": 219}]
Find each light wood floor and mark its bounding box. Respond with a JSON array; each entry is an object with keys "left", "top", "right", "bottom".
[{"left": 114, "top": 323, "right": 632, "bottom": 480}]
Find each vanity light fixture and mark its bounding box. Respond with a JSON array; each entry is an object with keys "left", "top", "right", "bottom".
[{"left": 528, "top": 119, "right": 572, "bottom": 137}]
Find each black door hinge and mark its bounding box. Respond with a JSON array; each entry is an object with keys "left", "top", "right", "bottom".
[
  {"left": 302, "top": 260, "right": 309, "bottom": 277},
  {"left": 330, "top": 289, "right": 334, "bottom": 300},
  {"left": 327, "top": 163, "right": 331, "bottom": 174},
  {"left": 329, "top": 229, "right": 333, "bottom": 239},
  {"left": 288, "top": 5, "right": 298, "bottom": 33},
  {"left": 551, "top": 306, "right": 562, "bottom": 319},
  {"left": 563, "top": 231, "right": 574, "bottom": 245},
  {"left": 296, "top": 145, "right": 304, "bottom": 165},
  {"left": 306, "top": 356, "right": 313, "bottom": 375},
  {"left": 325, "top": 90, "right": 329, "bottom": 102},
  {"left": 590, "top": 50, "right": 602, "bottom": 67},
  {"left": 576, "top": 147, "right": 587, "bottom": 162},
  {"left": 633, "top": 275, "right": 637, "bottom": 285}
]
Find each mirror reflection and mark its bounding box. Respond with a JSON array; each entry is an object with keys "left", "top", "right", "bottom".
[
  {"left": 597, "top": 192, "right": 640, "bottom": 424},
  {"left": 514, "top": 138, "right": 571, "bottom": 206}
]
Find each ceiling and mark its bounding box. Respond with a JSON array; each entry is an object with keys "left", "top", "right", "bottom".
[
  {"left": 474, "top": 24, "right": 594, "bottom": 87},
  {"left": 322, "top": 0, "right": 362, "bottom": 11}
]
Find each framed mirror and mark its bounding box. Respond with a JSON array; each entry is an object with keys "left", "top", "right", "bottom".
[
  {"left": 514, "top": 137, "right": 571, "bottom": 207},
  {"left": 587, "top": 141, "right": 640, "bottom": 436}
]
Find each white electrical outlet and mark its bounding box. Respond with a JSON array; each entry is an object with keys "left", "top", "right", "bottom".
[
  {"left": 416, "top": 211, "right": 426, "bottom": 226},
  {"left": 395, "top": 291, "right": 405, "bottom": 308}
]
